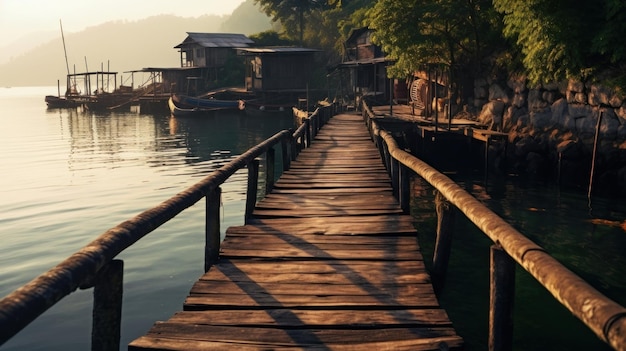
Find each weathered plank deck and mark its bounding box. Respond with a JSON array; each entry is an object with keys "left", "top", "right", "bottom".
[{"left": 129, "top": 113, "right": 463, "bottom": 350}]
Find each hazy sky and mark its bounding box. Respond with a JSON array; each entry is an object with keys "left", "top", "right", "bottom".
[{"left": 0, "top": 0, "right": 247, "bottom": 46}]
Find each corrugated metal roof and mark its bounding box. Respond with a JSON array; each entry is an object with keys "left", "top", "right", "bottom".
[
  {"left": 237, "top": 47, "right": 319, "bottom": 55},
  {"left": 174, "top": 32, "right": 254, "bottom": 49}
]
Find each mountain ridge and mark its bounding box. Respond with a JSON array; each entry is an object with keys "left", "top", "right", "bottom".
[{"left": 0, "top": 1, "right": 271, "bottom": 87}]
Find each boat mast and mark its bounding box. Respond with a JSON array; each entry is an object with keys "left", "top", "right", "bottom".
[{"left": 59, "top": 19, "right": 72, "bottom": 93}]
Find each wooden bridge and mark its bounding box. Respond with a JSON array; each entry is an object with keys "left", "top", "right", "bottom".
[
  {"left": 129, "top": 113, "right": 463, "bottom": 350},
  {"left": 2, "top": 104, "right": 626, "bottom": 351}
]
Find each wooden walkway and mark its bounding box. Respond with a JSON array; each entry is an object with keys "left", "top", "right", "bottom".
[{"left": 129, "top": 113, "right": 463, "bottom": 350}]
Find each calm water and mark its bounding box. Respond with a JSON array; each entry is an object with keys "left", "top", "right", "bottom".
[
  {"left": 1, "top": 87, "right": 625, "bottom": 350},
  {"left": 0, "top": 86, "right": 294, "bottom": 350}
]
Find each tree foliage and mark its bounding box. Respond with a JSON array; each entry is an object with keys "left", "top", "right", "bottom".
[
  {"left": 366, "top": 0, "right": 503, "bottom": 78},
  {"left": 253, "top": 0, "right": 330, "bottom": 45},
  {"left": 493, "top": 0, "right": 626, "bottom": 87}
]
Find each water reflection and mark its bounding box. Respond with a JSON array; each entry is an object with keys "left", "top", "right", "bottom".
[{"left": 412, "top": 173, "right": 625, "bottom": 350}]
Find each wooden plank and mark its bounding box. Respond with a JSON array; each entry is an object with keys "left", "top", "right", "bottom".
[
  {"left": 166, "top": 308, "right": 453, "bottom": 327},
  {"left": 132, "top": 324, "right": 463, "bottom": 351}
]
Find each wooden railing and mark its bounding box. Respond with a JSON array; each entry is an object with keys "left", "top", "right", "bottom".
[
  {"left": 362, "top": 101, "right": 626, "bottom": 351},
  {"left": 0, "top": 103, "right": 336, "bottom": 350}
]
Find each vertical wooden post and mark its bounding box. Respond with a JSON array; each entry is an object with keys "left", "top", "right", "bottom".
[
  {"left": 205, "top": 187, "right": 221, "bottom": 272},
  {"left": 485, "top": 136, "right": 491, "bottom": 175},
  {"left": 304, "top": 118, "right": 311, "bottom": 148},
  {"left": 281, "top": 137, "right": 291, "bottom": 171},
  {"left": 432, "top": 191, "right": 456, "bottom": 294},
  {"left": 266, "top": 148, "right": 275, "bottom": 194},
  {"left": 381, "top": 139, "right": 391, "bottom": 174},
  {"left": 399, "top": 164, "right": 411, "bottom": 214},
  {"left": 390, "top": 156, "right": 399, "bottom": 199},
  {"left": 245, "top": 159, "right": 260, "bottom": 224},
  {"left": 91, "top": 259, "right": 123, "bottom": 351},
  {"left": 312, "top": 113, "right": 318, "bottom": 138},
  {"left": 489, "top": 244, "right": 515, "bottom": 351}
]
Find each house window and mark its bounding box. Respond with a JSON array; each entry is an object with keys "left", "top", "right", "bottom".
[{"left": 196, "top": 48, "right": 204, "bottom": 58}]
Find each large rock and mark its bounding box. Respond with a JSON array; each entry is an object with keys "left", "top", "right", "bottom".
[
  {"left": 557, "top": 139, "right": 583, "bottom": 159},
  {"left": 478, "top": 100, "right": 505, "bottom": 128},
  {"left": 588, "top": 84, "right": 613, "bottom": 106},
  {"left": 507, "top": 75, "right": 527, "bottom": 93},
  {"left": 530, "top": 109, "right": 553, "bottom": 130},
  {"left": 575, "top": 115, "right": 598, "bottom": 136},
  {"left": 568, "top": 79, "right": 585, "bottom": 93},
  {"left": 489, "top": 83, "right": 510, "bottom": 103},
  {"left": 528, "top": 89, "right": 549, "bottom": 111},
  {"left": 600, "top": 108, "right": 619, "bottom": 139}
]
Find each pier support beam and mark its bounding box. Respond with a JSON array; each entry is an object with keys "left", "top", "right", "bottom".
[
  {"left": 489, "top": 244, "right": 516, "bottom": 351},
  {"left": 205, "top": 187, "right": 222, "bottom": 271},
  {"left": 91, "top": 259, "right": 123, "bottom": 351},
  {"left": 432, "top": 191, "right": 456, "bottom": 294},
  {"left": 245, "top": 159, "right": 260, "bottom": 223}
]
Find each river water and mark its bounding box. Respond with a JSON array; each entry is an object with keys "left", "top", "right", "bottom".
[{"left": 1, "top": 86, "right": 624, "bottom": 350}]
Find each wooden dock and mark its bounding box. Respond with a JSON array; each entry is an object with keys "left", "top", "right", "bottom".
[{"left": 129, "top": 113, "right": 463, "bottom": 350}]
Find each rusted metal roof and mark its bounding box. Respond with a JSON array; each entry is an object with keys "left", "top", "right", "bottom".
[
  {"left": 237, "top": 47, "right": 319, "bottom": 55},
  {"left": 174, "top": 32, "right": 254, "bottom": 49}
]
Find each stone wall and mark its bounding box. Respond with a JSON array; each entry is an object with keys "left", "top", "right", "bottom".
[{"left": 470, "top": 76, "right": 626, "bottom": 195}]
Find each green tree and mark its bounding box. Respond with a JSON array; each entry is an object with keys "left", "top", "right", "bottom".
[
  {"left": 249, "top": 30, "right": 297, "bottom": 46},
  {"left": 254, "top": 0, "right": 330, "bottom": 45},
  {"left": 367, "top": 0, "right": 503, "bottom": 78},
  {"left": 493, "top": 0, "right": 621, "bottom": 85}
]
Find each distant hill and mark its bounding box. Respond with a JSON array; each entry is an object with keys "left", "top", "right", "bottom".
[{"left": 0, "top": 0, "right": 271, "bottom": 87}]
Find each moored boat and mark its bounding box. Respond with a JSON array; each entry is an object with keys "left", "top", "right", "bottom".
[
  {"left": 172, "top": 93, "right": 245, "bottom": 111},
  {"left": 45, "top": 95, "right": 80, "bottom": 108},
  {"left": 169, "top": 93, "right": 245, "bottom": 117},
  {"left": 168, "top": 96, "right": 221, "bottom": 116}
]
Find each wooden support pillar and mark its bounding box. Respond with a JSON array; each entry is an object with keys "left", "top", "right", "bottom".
[
  {"left": 304, "top": 118, "right": 311, "bottom": 148},
  {"left": 489, "top": 244, "right": 515, "bottom": 351},
  {"left": 399, "top": 164, "right": 411, "bottom": 214},
  {"left": 265, "top": 148, "right": 275, "bottom": 194},
  {"left": 205, "top": 187, "right": 221, "bottom": 271},
  {"left": 245, "top": 159, "right": 260, "bottom": 224},
  {"left": 485, "top": 136, "right": 491, "bottom": 175},
  {"left": 281, "top": 137, "right": 291, "bottom": 171},
  {"left": 432, "top": 191, "right": 456, "bottom": 294},
  {"left": 390, "top": 157, "right": 399, "bottom": 199},
  {"left": 91, "top": 259, "right": 123, "bottom": 351}
]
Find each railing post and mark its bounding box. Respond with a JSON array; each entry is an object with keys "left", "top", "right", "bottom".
[
  {"left": 489, "top": 244, "right": 515, "bottom": 351},
  {"left": 281, "top": 136, "right": 291, "bottom": 171},
  {"left": 305, "top": 118, "right": 311, "bottom": 147},
  {"left": 266, "top": 148, "right": 275, "bottom": 193},
  {"left": 245, "top": 159, "right": 260, "bottom": 224},
  {"left": 91, "top": 259, "right": 123, "bottom": 351},
  {"left": 390, "top": 156, "right": 400, "bottom": 198},
  {"left": 432, "top": 191, "right": 456, "bottom": 294},
  {"left": 381, "top": 137, "right": 391, "bottom": 173},
  {"left": 205, "top": 186, "right": 221, "bottom": 271},
  {"left": 311, "top": 113, "right": 318, "bottom": 138},
  {"left": 399, "top": 164, "right": 411, "bottom": 214}
]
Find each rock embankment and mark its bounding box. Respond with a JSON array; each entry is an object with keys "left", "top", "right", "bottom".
[{"left": 472, "top": 77, "right": 626, "bottom": 196}]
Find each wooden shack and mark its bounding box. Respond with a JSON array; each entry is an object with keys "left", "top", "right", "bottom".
[
  {"left": 174, "top": 33, "right": 254, "bottom": 89},
  {"left": 339, "top": 27, "right": 393, "bottom": 105},
  {"left": 238, "top": 47, "right": 319, "bottom": 94}
]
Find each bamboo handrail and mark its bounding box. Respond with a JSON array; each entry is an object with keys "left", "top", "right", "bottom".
[{"left": 364, "top": 104, "right": 626, "bottom": 350}]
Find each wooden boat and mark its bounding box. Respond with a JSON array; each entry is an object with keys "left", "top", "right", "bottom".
[
  {"left": 168, "top": 96, "right": 221, "bottom": 116},
  {"left": 172, "top": 93, "right": 245, "bottom": 111},
  {"left": 244, "top": 98, "right": 293, "bottom": 116},
  {"left": 45, "top": 95, "right": 80, "bottom": 108}
]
